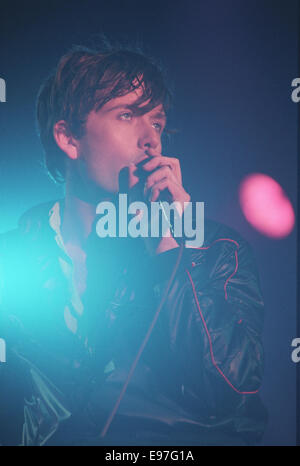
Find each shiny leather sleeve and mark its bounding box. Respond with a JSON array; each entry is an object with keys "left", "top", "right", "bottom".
[{"left": 160, "top": 223, "right": 265, "bottom": 417}]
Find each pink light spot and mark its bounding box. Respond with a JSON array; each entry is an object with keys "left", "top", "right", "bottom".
[{"left": 239, "top": 174, "right": 295, "bottom": 238}]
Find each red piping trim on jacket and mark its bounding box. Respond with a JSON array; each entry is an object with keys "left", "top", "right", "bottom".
[
  {"left": 186, "top": 238, "right": 259, "bottom": 395},
  {"left": 191, "top": 238, "right": 239, "bottom": 300}
]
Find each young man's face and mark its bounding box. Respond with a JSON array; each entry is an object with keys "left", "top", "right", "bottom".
[{"left": 75, "top": 86, "right": 167, "bottom": 195}]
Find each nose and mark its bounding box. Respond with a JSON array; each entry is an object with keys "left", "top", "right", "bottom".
[{"left": 137, "top": 119, "right": 161, "bottom": 153}]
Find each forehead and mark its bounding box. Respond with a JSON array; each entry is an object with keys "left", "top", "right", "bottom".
[{"left": 101, "top": 87, "right": 166, "bottom": 117}]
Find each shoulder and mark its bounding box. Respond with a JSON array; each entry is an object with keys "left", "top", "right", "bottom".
[
  {"left": 188, "top": 217, "right": 252, "bottom": 255},
  {"left": 0, "top": 200, "right": 61, "bottom": 294},
  {"left": 0, "top": 200, "right": 60, "bottom": 251},
  {"left": 185, "top": 218, "right": 260, "bottom": 282}
]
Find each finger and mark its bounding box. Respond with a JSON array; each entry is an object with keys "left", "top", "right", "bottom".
[
  {"left": 148, "top": 178, "right": 190, "bottom": 213},
  {"left": 144, "top": 166, "right": 177, "bottom": 195},
  {"left": 148, "top": 177, "right": 174, "bottom": 202},
  {"left": 142, "top": 155, "right": 182, "bottom": 184}
]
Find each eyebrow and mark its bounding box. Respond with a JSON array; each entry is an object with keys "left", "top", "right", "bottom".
[
  {"left": 103, "top": 104, "right": 167, "bottom": 123},
  {"left": 151, "top": 111, "right": 167, "bottom": 123}
]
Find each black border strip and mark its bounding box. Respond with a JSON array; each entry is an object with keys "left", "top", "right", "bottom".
[{"left": 297, "top": 0, "right": 300, "bottom": 448}]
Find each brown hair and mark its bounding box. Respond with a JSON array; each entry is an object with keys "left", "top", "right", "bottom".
[{"left": 36, "top": 43, "right": 172, "bottom": 183}]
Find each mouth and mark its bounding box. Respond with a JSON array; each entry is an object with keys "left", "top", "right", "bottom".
[
  {"left": 133, "top": 152, "right": 150, "bottom": 165},
  {"left": 132, "top": 154, "right": 156, "bottom": 185}
]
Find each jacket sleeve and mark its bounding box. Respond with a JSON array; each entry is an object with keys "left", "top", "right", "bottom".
[{"left": 164, "top": 235, "right": 265, "bottom": 412}]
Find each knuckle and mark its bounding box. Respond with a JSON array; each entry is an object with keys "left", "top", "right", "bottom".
[{"left": 172, "top": 157, "right": 180, "bottom": 167}]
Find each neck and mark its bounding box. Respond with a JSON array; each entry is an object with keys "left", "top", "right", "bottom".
[
  {"left": 61, "top": 193, "right": 96, "bottom": 248},
  {"left": 61, "top": 174, "right": 114, "bottom": 250}
]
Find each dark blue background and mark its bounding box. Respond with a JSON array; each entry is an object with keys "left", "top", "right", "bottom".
[{"left": 0, "top": 0, "right": 298, "bottom": 445}]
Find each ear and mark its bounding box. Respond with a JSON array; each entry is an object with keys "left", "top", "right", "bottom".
[{"left": 53, "top": 120, "right": 79, "bottom": 160}]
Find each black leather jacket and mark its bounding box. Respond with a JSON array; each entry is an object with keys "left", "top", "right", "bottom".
[{"left": 0, "top": 201, "right": 267, "bottom": 445}]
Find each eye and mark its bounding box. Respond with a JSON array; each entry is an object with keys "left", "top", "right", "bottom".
[
  {"left": 153, "top": 122, "right": 163, "bottom": 132},
  {"left": 119, "top": 112, "right": 133, "bottom": 120}
]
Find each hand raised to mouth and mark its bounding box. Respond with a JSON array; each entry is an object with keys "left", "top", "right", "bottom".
[{"left": 117, "top": 154, "right": 189, "bottom": 255}]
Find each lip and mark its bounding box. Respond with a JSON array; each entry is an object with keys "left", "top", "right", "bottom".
[
  {"left": 132, "top": 155, "right": 157, "bottom": 184},
  {"left": 133, "top": 153, "right": 150, "bottom": 165}
]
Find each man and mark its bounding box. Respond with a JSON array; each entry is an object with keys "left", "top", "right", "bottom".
[{"left": 0, "top": 43, "right": 267, "bottom": 446}]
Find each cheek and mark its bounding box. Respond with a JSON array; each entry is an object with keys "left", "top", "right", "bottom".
[
  {"left": 88, "top": 125, "right": 128, "bottom": 157},
  {"left": 79, "top": 119, "right": 138, "bottom": 182}
]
